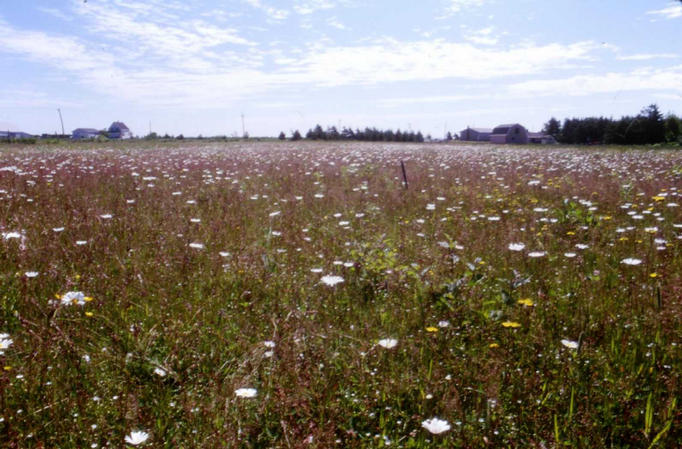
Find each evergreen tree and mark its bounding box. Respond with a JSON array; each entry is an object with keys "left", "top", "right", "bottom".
[
  {"left": 278, "top": 131, "right": 286, "bottom": 140},
  {"left": 291, "top": 130, "right": 302, "bottom": 141}
]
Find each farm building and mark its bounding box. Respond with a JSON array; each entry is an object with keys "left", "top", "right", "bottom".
[
  {"left": 108, "top": 122, "right": 132, "bottom": 139},
  {"left": 0, "top": 131, "right": 34, "bottom": 140},
  {"left": 528, "top": 132, "right": 557, "bottom": 144},
  {"left": 459, "top": 127, "right": 492, "bottom": 141},
  {"left": 72, "top": 128, "right": 100, "bottom": 140},
  {"left": 490, "top": 124, "right": 529, "bottom": 144}
]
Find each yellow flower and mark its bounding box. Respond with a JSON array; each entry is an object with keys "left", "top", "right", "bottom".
[
  {"left": 517, "top": 298, "right": 534, "bottom": 307},
  {"left": 75, "top": 274, "right": 81, "bottom": 280},
  {"left": 84, "top": 296, "right": 94, "bottom": 302},
  {"left": 3, "top": 366, "right": 11, "bottom": 371},
  {"left": 85, "top": 311, "right": 94, "bottom": 317},
  {"left": 425, "top": 326, "right": 439, "bottom": 333},
  {"left": 54, "top": 293, "right": 62, "bottom": 300},
  {"left": 652, "top": 196, "right": 665, "bottom": 202},
  {"left": 602, "top": 215, "right": 612, "bottom": 221},
  {"left": 566, "top": 231, "right": 575, "bottom": 236},
  {"left": 489, "top": 343, "right": 499, "bottom": 348},
  {"left": 649, "top": 273, "right": 659, "bottom": 278},
  {"left": 502, "top": 321, "right": 521, "bottom": 328}
]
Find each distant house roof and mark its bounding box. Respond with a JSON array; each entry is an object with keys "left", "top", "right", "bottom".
[
  {"left": 528, "top": 132, "right": 545, "bottom": 138},
  {"left": 108, "top": 122, "right": 130, "bottom": 132},
  {"left": 468, "top": 128, "right": 492, "bottom": 133},
  {"left": 73, "top": 128, "right": 99, "bottom": 133}
]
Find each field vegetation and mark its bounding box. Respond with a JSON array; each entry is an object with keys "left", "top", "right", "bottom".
[{"left": 0, "top": 141, "right": 680, "bottom": 448}]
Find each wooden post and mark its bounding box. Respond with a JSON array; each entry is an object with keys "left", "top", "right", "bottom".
[{"left": 400, "top": 160, "right": 408, "bottom": 189}]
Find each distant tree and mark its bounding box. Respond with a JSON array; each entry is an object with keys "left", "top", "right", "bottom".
[
  {"left": 176, "top": 134, "right": 184, "bottom": 140},
  {"left": 542, "top": 117, "right": 561, "bottom": 138},
  {"left": 144, "top": 132, "right": 158, "bottom": 140},
  {"left": 278, "top": 131, "right": 286, "bottom": 140},
  {"left": 327, "top": 126, "right": 340, "bottom": 140},
  {"left": 446, "top": 131, "right": 453, "bottom": 141},
  {"left": 417, "top": 132, "right": 425, "bottom": 142},
  {"left": 242, "top": 132, "right": 249, "bottom": 140},
  {"left": 291, "top": 130, "right": 302, "bottom": 141},
  {"left": 641, "top": 104, "right": 665, "bottom": 144},
  {"left": 664, "top": 114, "right": 680, "bottom": 143}
]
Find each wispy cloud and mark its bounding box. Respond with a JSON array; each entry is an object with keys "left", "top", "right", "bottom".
[
  {"left": 646, "top": 4, "right": 682, "bottom": 19},
  {"left": 37, "top": 6, "right": 73, "bottom": 22},
  {"left": 509, "top": 66, "right": 682, "bottom": 97},
  {"left": 439, "top": 0, "right": 488, "bottom": 18},
  {"left": 617, "top": 53, "right": 679, "bottom": 61},
  {"left": 243, "top": 0, "right": 290, "bottom": 20},
  {"left": 294, "top": 0, "right": 339, "bottom": 15}
]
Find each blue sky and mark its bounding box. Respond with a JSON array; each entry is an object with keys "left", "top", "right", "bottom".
[{"left": 1, "top": 0, "right": 681, "bottom": 137}]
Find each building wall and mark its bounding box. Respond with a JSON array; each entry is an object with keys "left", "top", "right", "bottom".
[{"left": 505, "top": 124, "right": 529, "bottom": 144}]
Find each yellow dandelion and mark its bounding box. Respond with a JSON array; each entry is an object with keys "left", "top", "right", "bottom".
[
  {"left": 602, "top": 216, "right": 612, "bottom": 221},
  {"left": 84, "top": 296, "right": 94, "bottom": 302},
  {"left": 517, "top": 298, "right": 534, "bottom": 307},
  {"left": 502, "top": 321, "right": 521, "bottom": 328},
  {"left": 425, "top": 326, "right": 439, "bottom": 333},
  {"left": 3, "top": 366, "right": 11, "bottom": 371},
  {"left": 652, "top": 196, "right": 665, "bottom": 202},
  {"left": 54, "top": 293, "right": 62, "bottom": 300},
  {"left": 649, "top": 273, "right": 659, "bottom": 278},
  {"left": 619, "top": 237, "right": 629, "bottom": 242},
  {"left": 489, "top": 343, "right": 499, "bottom": 348},
  {"left": 85, "top": 311, "right": 94, "bottom": 317},
  {"left": 566, "top": 231, "right": 575, "bottom": 236},
  {"left": 75, "top": 274, "right": 81, "bottom": 280}
]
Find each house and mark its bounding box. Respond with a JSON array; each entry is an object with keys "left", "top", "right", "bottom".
[
  {"left": 108, "top": 122, "right": 132, "bottom": 139},
  {"left": 459, "top": 127, "right": 492, "bottom": 142},
  {"left": 490, "top": 124, "right": 529, "bottom": 144},
  {"left": 72, "top": 128, "right": 100, "bottom": 140}
]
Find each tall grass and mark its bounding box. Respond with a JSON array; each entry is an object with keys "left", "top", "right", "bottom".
[{"left": 0, "top": 141, "right": 680, "bottom": 448}]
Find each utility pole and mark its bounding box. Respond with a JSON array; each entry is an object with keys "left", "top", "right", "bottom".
[
  {"left": 57, "top": 108, "right": 65, "bottom": 136},
  {"left": 149, "top": 120, "right": 152, "bottom": 135},
  {"left": 241, "top": 113, "right": 246, "bottom": 137}
]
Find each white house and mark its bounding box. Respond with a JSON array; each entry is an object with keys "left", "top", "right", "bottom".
[{"left": 108, "top": 122, "right": 132, "bottom": 139}]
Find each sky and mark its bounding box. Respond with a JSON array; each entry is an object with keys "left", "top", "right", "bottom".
[{"left": 1, "top": 0, "right": 681, "bottom": 138}]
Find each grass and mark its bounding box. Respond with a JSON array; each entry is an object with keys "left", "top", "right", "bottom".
[{"left": 0, "top": 140, "right": 680, "bottom": 448}]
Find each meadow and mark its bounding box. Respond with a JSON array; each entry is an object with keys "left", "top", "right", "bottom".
[{"left": 0, "top": 140, "right": 680, "bottom": 448}]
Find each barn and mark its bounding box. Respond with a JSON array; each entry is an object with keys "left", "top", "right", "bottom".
[
  {"left": 459, "top": 127, "right": 492, "bottom": 141},
  {"left": 490, "top": 124, "right": 529, "bottom": 144}
]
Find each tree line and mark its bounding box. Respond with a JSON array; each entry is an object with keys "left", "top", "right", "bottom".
[
  {"left": 279, "top": 124, "right": 424, "bottom": 142},
  {"left": 543, "top": 104, "right": 681, "bottom": 145}
]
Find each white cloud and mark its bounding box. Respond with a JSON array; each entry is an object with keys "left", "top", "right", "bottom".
[
  {"left": 647, "top": 4, "right": 682, "bottom": 19},
  {"left": 37, "top": 6, "right": 73, "bottom": 22},
  {"left": 279, "top": 39, "right": 599, "bottom": 86},
  {"left": 509, "top": 66, "right": 682, "bottom": 97},
  {"left": 463, "top": 26, "right": 499, "bottom": 45}
]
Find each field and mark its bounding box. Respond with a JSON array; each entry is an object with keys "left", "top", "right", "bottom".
[{"left": 0, "top": 141, "right": 681, "bottom": 448}]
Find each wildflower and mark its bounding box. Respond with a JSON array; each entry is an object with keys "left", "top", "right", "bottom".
[
  {"left": 508, "top": 243, "right": 525, "bottom": 251},
  {"left": 421, "top": 417, "right": 451, "bottom": 434},
  {"left": 263, "top": 341, "right": 276, "bottom": 348},
  {"left": 621, "top": 258, "right": 642, "bottom": 266},
  {"left": 61, "top": 291, "right": 87, "bottom": 306},
  {"left": 99, "top": 214, "right": 113, "bottom": 219},
  {"left": 0, "top": 333, "right": 12, "bottom": 355},
  {"left": 528, "top": 251, "right": 546, "bottom": 258},
  {"left": 437, "top": 320, "right": 450, "bottom": 328},
  {"left": 561, "top": 339, "right": 579, "bottom": 350},
  {"left": 235, "top": 388, "right": 257, "bottom": 398},
  {"left": 320, "top": 275, "right": 344, "bottom": 286},
  {"left": 426, "top": 203, "right": 436, "bottom": 211},
  {"left": 517, "top": 298, "right": 534, "bottom": 307},
  {"left": 124, "top": 430, "right": 149, "bottom": 446},
  {"left": 25, "top": 271, "right": 39, "bottom": 278},
  {"left": 153, "top": 367, "right": 167, "bottom": 377},
  {"left": 489, "top": 343, "right": 499, "bottom": 348},
  {"left": 52, "top": 227, "right": 65, "bottom": 232},
  {"left": 425, "top": 326, "right": 439, "bottom": 333},
  {"left": 85, "top": 312, "right": 94, "bottom": 317},
  {"left": 76, "top": 240, "right": 88, "bottom": 246},
  {"left": 501, "top": 321, "right": 521, "bottom": 328},
  {"left": 377, "top": 338, "right": 398, "bottom": 349},
  {"left": 189, "top": 242, "right": 204, "bottom": 250},
  {"left": 649, "top": 273, "right": 659, "bottom": 278},
  {"left": 644, "top": 227, "right": 658, "bottom": 234}
]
